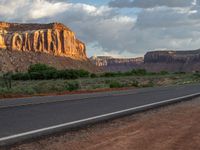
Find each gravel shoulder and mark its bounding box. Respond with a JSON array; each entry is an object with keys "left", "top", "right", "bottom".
[{"left": 8, "top": 97, "right": 200, "bottom": 150}]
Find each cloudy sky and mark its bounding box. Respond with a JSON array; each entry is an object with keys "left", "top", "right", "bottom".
[{"left": 0, "top": 0, "right": 200, "bottom": 58}]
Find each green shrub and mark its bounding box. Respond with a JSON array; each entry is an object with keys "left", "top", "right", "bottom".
[
  {"left": 134, "top": 69, "right": 147, "bottom": 75},
  {"left": 131, "top": 80, "right": 139, "bottom": 87},
  {"left": 90, "top": 73, "right": 98, "bottom": 78},
  {"left": 65, "top": 81, "right": 80, "bottom": 91},
  {"left": 141, "top": 81, "right": 155, "bottom": 87},
  {"left": 19, "top": 87, "right": 36, "bottom": 94},
  {"left": 29, "top": 72, "right": 45, "bottom": 80},
  {"left": 58, "top": 69, "right": 87, "bottom": 79},
  {"left": 147, "top": 72, "right": 157, "bottom": 75},
  {"left": 27, "top": 64, "right": 57, "bottom": 80},
  {"left": 28, "top": 63, "right": 56, "bottom": 73},
  {"left": 56, "top": 70, "right": 70, "bottom": 79},
  {"left": 12, "top": 63, "right": 91, "bottom": 80},
  {"left": 109, "top": 81, "right": 124, "bottom": 88},
  {"left": 43, "top": 70, "right": 58, "bottom": 79},
  {"left": 77, "top": 69, "right": 90, "bottom": 78},
  {"left": 12, "top": 73, "right": 30, "bottom": 80},
  {"left": 159, "top": 71, "right": 169, "bottom": 75},
  {"left": 193, "top": 73, "right": 200, "bottom": 78},
  {"left": 102, "top": 72, "right": 117, "bottom": 77},
  {"left": 123, "top": 71, "right": 133, "bottom": 76},
  {"left": 0, "top": 87, "right": 11, "bottom": 94},
  {"left": 3, "top": 72, "right": 12, "bottom": 89},
  {"left": 174, "top": 72, "right": 186, "bottom": 75},
  {"left": 105, "top": 79, "right": 112, "bottom": 84},
  {"left": 68, "top": 70, "right": 80, "bottom": 79}
]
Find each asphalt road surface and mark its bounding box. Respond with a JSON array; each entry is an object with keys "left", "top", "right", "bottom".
[{"left": 0, "top": 84, "right": 200, "bottom": 146}]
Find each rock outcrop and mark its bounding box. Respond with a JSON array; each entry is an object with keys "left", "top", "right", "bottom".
[
  {"left": 0, "top": 22, "right": 98, "bottom": 72},
  {"left": 91, "top": 49, "right": 200, "bottom": 73},
  {"left": 0, "top": 22, "right": 87, "bottom": 60},
  {"left": 143, "top": 49, "right": 200, "bottom": 72},
  {"left": 90, "top": 56, "right": 143, "bottom": 72}
]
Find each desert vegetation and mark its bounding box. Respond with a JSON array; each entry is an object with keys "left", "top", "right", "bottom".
[{"left": 0, "top": 63, "right": 200, "bottom": 98}]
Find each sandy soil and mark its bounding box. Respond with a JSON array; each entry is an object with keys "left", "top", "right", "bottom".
[{"left": 7, "top": 98, "right": 200, "bottom": 150}]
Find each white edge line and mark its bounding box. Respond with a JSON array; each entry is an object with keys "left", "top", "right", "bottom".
[{"left": 0, "top": 93, "right": 200, "bottom": 143}]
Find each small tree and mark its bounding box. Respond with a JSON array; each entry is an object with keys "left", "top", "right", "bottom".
[{"left": 3, "top": 72, "right": 12, "bottom": 89}]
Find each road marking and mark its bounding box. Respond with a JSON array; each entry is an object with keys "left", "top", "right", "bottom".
[
  {"left": 0, "top": 92, "right": 200, "bottom": 143},
  {"left": 0, "top": 90, "right": 136, "bottom": 109},
  {"left": 0, "top": 86, "right": 175, "bottom": 109}
]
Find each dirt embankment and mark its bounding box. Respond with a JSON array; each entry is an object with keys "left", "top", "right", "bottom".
[{"left": 8, "top": 98, "right": 200, "bottom": 150}]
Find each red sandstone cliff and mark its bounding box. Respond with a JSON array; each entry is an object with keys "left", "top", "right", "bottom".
[
  {"left": 0, "top": 22, "right": 87, "bottom": 60},
  {"left": 0, "top": 22, "right": 97, "bottom": 72}
]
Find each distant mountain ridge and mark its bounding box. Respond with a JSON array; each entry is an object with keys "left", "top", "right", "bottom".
[
  {"left": 90, "top": 56, "right": 143, "bottom": 72},
  {"left": 143, "top": 49, "right": 200, "bottom": 72},
  {"left": 91, "top": 49, "right": 200, "bottom": 72}
]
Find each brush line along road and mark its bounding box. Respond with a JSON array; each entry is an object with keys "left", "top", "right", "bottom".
[{"left": 0, "top": 84, "right": 200, "bottom": 146}]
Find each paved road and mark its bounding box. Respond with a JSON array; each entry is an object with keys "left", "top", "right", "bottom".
[{"left": 0, "top": 84, "right": 200, "bottom": 146}]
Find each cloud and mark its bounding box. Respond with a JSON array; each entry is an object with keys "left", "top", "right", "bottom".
[
  {"left": 0, "top": 0, "right": 69, "bottom": 22},
  {"left": 109, "top": 0, "right": 193, "bottom": 8},
  {"left": 0, "top": 0, "right": 200, "bottom": 57},
  {"left": 135, "top": 7, "right": 199, "bottom": 28},
  {"left": 0, "top": 0, "right": 138, "bottom": 55}
]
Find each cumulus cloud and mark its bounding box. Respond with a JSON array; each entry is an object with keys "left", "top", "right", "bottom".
[
  {"left": 0, "top": 0, "right": 200, "bottom": 57},
  {"left": 0, "top": 0, "right": 138, "bottom": 56},
  {"left": 109, "top": 0, "right": 193, "bottom": 8}
]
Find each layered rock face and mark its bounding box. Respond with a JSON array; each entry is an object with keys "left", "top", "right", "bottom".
[
  {"left": 144, "top": 49, "right": 200, "bottom": 72},
  {"left": 0, "top": 22, "right": 98, "bottom": 72},
  {"left": 90, "top": 56, "right": 143, "bottom": 72},
  {"left": 91, "top": 49, "right": 200, "bottom": 73},
  {"left": 0, "top": 22, "right": 87, "bottom": 60}
]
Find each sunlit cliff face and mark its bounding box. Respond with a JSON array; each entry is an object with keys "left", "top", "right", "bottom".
[{"left": 0, "top": 22, "right": 87, "bottom": 60}]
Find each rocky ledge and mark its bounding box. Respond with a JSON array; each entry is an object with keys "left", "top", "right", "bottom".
[
  {"left": 90, "top": 56, "right": 143, "bottom": 72},
  {"left": 143, "top": 49, "right": 200, "bottom": 72},
  {"left": 0, "top": 22, "right": 87, "bottom": 60}
]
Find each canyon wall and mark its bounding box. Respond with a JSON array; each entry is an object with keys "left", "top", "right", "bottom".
[
  {"left": 0, "top": 22, "right": 87, "bottom": 60},
  {"left": 90, "top": 56, "right": 143, "bottom": 72},
  {"left": 143, "top": 49, "right": 200, "bottom": 72},
  {"left": 91, "top": 49, "right": 200, "bottom": 73},
  {"left": 0, "top": 22, "right": 98, "bottom": 72}
]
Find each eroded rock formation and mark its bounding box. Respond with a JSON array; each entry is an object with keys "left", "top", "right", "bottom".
[
  {"left": 143, "top": 49, "right": 200, "bottom": 72},
  {"left": 91, "top": 49, "right": 200, "bottom": 73},
  {"left": 90, "top": 56, "right": 143, "bottom": 72},
  {"left": 0, "top": 22, "right": 99, "bottom": 72},
  {"left": 0, "top": 22, "right": 87, "bottom": 60}
]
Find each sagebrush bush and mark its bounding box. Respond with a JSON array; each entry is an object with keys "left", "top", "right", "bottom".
[
  {"left": 12, "top": 64, "right": 90, "bottom": 80},
  {"left": 65, "top": 81, "right": 80, "bottom": 91},
  {"left": 131, "top": 80, "right": 139, "bottom": 87},
  {"left": 90, "top": 73, "right": 98, "bottom": 78},
  {"left": 109, "top": 81, "right": 124, "bottom": 88},
  {"left": 132, "top": 69, "right": 147, "bottom": 75},
  {"left": 141, "top": 81, "right": 155, "bottom": 88},
  {"left": 28, "top": 64, "right": 56, "bottom": 73},
  {"left": 12, "top": 73, "right": 30, "bottom": 80},
  {"left": 159, "top": 71, "right": 169, "bottom": 75}
]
